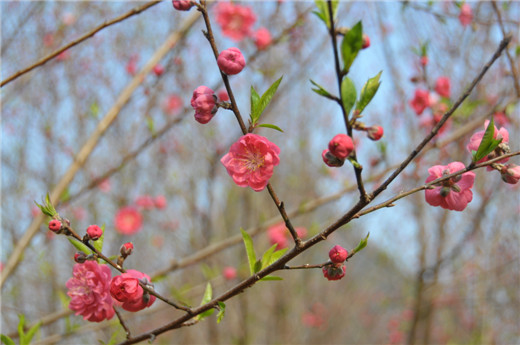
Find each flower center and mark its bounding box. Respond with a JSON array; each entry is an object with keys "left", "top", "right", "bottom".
[{"left": 241, "top": 149, "right": 264, "bottom": 171}]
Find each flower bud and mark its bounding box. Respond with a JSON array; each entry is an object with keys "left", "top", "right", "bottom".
[
  {"left": 420, "top": 56, "right": 428, "bottom": 66},
  {"left": 223, "top": 266, "right": 237, "bottom": 280},
  {"left": 217, "top": 47, "right": 246, "bottom": 75},
  {"left": 329, "top": 245, "right": 348, "bottom": 263},
  {"left": 74, "top": 252, "right": 88, "bottom": 263},
  {"left": 367, "top": 125, "right": 384, "bottom": 141},
  {"left": 120, "top": 242, "right": 134, "bottom": 257},
  {"left": 48, "top": 219, "right": 62, "bottom": 232},
  {"left": 322, "top": 263, "right": 346, "bottom": 281},
  {"left": 172, "top": 0, "right": 193, "bottom": 11},
  {"left": 191, "top": 86, "right": 217, "bottom": 124},
  {"left": 152, "top": 64, "right": 164, "bottom": 76},
  {"left": 362, "top": 34, "right": 370, "bottom": 49},
  {"left": 328, "top": 134, "right": 354, "bottom": 160},
  {"left": 86, "top": 225, "right": 103, "bottom": 241},
  {"left": 501, "top": 164, "right": 520, "bottom": 184},
  {"left": 322, "top": 149, "right": 344, "bottom": 167}
]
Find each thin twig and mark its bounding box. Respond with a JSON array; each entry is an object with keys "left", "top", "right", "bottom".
[
  {"left": 1, "top": 1, "right": 161, "bottom": 87},
  {"left": 114, "top": 308, "right": 132, "bottom": 339}
]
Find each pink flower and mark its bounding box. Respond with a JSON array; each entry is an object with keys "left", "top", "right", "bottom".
[
  {"left": 217, "top": 47, "right": 246, "bottom": 75},
  {"left": 268, "top": 223, "right": 307, "bottom": 249},
  {"left": 362, "top": 33, "right": 370, "bottom": 49},
  {"left": 114, "top": 207, "right": 142, "bottom": 235},
  {"left": 154, "top": 195, "right": 167, "bottom": 209},
  {"left": 223, "top": 266, "right": 237, "bottom": 280},
  {"left": 215, "top": 2, "right": 256, "bottom": 41},
  {"left": 329, "top": 245, "right": 348, "bottom": 263},
  {"left": 217, "top": 89, "right": 229, "bottom": 102},
  {"left": 420, "top": 56, "right": 428, "bottom": 66},
  {"left": 424, "top": 161, "right": 475, "bottom": 211},
  {"left": 322, "top": 263, "right": 346, "bottom": 281},
  {"left": 110, "top": 270, "right": 156, "bottom": 312},
  {"left": 434, "top": 76, "right": 451, "bottom": 98},
  {"left": 163, "top": 94, "right": 183, "bottom": 115},
  {"left": 322, "top": 149, "right": 344, "bottom": 167},
  {"left": 98, "top": 179, "right": 111, "bottom": 193},
  {"left": 126, "top": 56, "right": 138, "bottom": 75},
  {"left": 86, "top": 225, "right": 103, "bottom": 241},
  {"left": 409, "top": 89, "right": 430, "bottom": 115},
  {"left": 493, "top": 112, "right": 509, "bottom": 127},
  {"left": 220, "top": 134, "right": 280, "bottom": 191},
  {"left": 254, "top": 27, "right": 272, "bottom": 50},
  {"left": 459, "top": 3, "right": 473, "bottom": 27},
  {"left": 367, "top": 125, "right": 384, "bottom": 141},
  {"left": 135, "top": 195, "right": 155, "bottom": 210},
  {"left": 466, "top": 120, "right": 510, "bottom": 168},
  {"left": 48, "top": 219, "right": 62, "bottom": 232},
  {"left": 328, "top": 134, "right": 354, "bottom": 159},
  {"left": 152, "top": 64, "right": 164, "bottom": 76},
  {"left": 56, "top": 50, "right": 70, "bottom": 61},
  {"left": 500, "top": 164, "right": 520, "bottom": 184},
  {"left": 66, "top": 262, "right": 115, "bottom": 322},
  {"left": 191, "top": 86, "right": 217, "bottom": 124},
  {"left": 301, "top": 303, "right": 326, "bottom": 329},
  {"left": 172, "top": 0, "right": 193, "bottom": 11}
]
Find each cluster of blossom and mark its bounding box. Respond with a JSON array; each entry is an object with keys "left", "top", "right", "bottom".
[
  {"left": 322, "top": 245, "right": 348, "bottom": 281},
  {"left": 112, "top": 195, "right": 167, "bottom": 236},
  {"left": 322, "top": 134, "right": 354, "bottom": 167},
  {"left": 424, "top": 120, "right": 516, "bottom": 212},
  {"left": 267, "top": 222, "right": 307, "bottom": 249}
]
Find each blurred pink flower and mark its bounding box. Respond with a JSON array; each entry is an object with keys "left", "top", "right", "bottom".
[
  {"left": 152, "top": 64, "right": 164, "bottom": 76},
  {"left": 459, "top": 3, "right": 473, "bottom": 27},
  {"left": 267, "top": 223, "right": 307, "bottom": 249},
  {"left": 114, "top": 207, "right": 142, "bottom": 235},
  {"left": 223, "top": 266, "right": 237, "bottom": 280},
  {"left": 126, "top": 56, "right": 139, "bottom": 75},
  {"left": 409, "top": 89, "right": 430, "bottom": 115},
  {"left": 500, "top": 164, "right": 520, "bottom": 185},
  {"left": 98, "top": 179, "right": 111, "bottom": 193},
  {"left": 217, "top": 47, "right": 246, "bottom": 75},
  {"left": 434, "top": 76, "right": 451, "bottom": 98},
  {"left": 493, "top": 112, "right": 509, "bottom": 127},
  {"left": 56, "top": 50, "right": 70, "bottom": 61},
  {"left": 217, "top": 89, "right": 229, "bottom": 102},
  {"left": 254, "top": 27, "right": 272, "bottom": 50},
  {"left": 467, "top": 120, "right": 509, "bottom": 168},
  {"left": 66, "top": 261, "right": 115, "bottom": 322},
  {"left": 72, "top": 207, "right": 87, "bottom": 221},
  {"left": 215, "top": 2, "right": 256, "bottom": 41},
  {"left": 110, "top": 270, "right": 155, "bottom": 312},
  {"left": 425, "top": 162, "right": 475, "bottom": 211},
  {"left": 163, "top": 94, "right": 183, "bottom": 115},
  {"left": 220, "top": 134, "right": 280, "bottom": 191},
  {"left": 302, "top": 303, "right": 326, "bottom": 329},
  {"left": 135, "top": 195, "right": 155, "bottom": 210},
  {"left": 154, "top": 195, "right": 167, "bottom": 209}
]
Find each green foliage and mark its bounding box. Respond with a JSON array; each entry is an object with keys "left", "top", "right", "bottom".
[
  {"left": 353, "top": 232, "right": 370, "bottom": 253},
  {"left": 1, "top": 335, "right": 16, "bottom": 345},
  {"left": 90, "top": 101, "right": 99, "bottom": 118},
  {"left": 195, "top": 283, "right": 215, "bottom": 321},
  {"left": 312, "top": 0, "right": 339, "bottom": 29},
  {"left": 240, "top": 228, "right": 286, "bottom": 280},
  {"left": 258, "top": 124, "right": 284, "bottom": 133},
  {"left": 310, "top": 79, "right": 336, "bottom": 100},
  {"left": 341, "top": 77, "right": 357, "bottom": 117},
  {"left": 250, "top": 76, "right": 283, "bottom": 127},
  {"left": 146, "top": 116, "right": 155, "bottom": 134},
  {"left": 240, "top": 228, "right": 257, "bottom": 275},
  {"left": 68, "top": 238, "right": 93, "bottom": 256},
  {"left": 34, "top": 194, "right": 57, "bottom": 218},
  {"left": 5, "top": 314, "right": 42, "bottom": 345},
  {"left": 340, "top": 21, "right": 363, "bottom": 73},
  {"left": 355, "top": 71, "right": 382, "bottom": 115},
  {"left": 216, "top": 302, "right": 226, "bottom": 324},
  {"left": 472, "top": 117, "right": 502, "bottom": 163}
]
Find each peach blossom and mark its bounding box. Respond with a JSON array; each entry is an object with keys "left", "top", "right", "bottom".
[
  {"left": 114, "top": 206, "right": 142, "bottom": 235},
  {"left": 215, "top": 2, "right": 256, "bottom": 41},
  {"left": 425, "top": 162, "right": 475, "bottom": 211},
  {"left": 110, "top": 270, "right": 155, "bottom": 312}
]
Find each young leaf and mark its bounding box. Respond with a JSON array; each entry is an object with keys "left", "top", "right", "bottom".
[
  {"left": 34, "top": 193, "right": 57, "bottom": 218},
  {"left": 92, "top": 224, "right": 105, "bottom": 254},
  {"left": 260, "top": 243, "right": 279, "bottom": 270},
  {"left": 250, "top": 86, "right": 260, "bottom": 124},
  {"left": 268, "top": 248, "right": 288, "bottom": 265},
  {"left": 195, "top": 283, "right": 215, "bottom": 320},
  {"left": 240, "top": 228, "right": 257, "bottom": 275},
  {"left": 0, "top": 335, "right": 16, "bottom": 345},
  {"left": 17, "top": 314, "right": 25, "bottom": 343},
  {"left": 340, "top": 21, "right": 363, "bottom": 73},
  {"left": 250, "top": 77, "right": 283, "bottom": 126},
  {"left": 472, "top": 118, "right": 502, "bottom": 163},
  {"left": 23, "top": 321, "right": 41, "bottom": 345},
  {"left": 356, "top": 71, "right": 382, "bottom": 115},
  {"left": 68, "top": 238, "right": 93, "bottom": 256},
  {"left": 313, "top": 0, "right": 339, "bottom": 28},
  {"left": 260, "top": 275, "right": 283, "bottom": 281},
  {"left": 310, "top": 79, "right": 336, "bottom": 100},
  {"left": 258, "top": 124, "right": 284, "bottom": 133},
  {"left": 353, "top": 232, "right": 370, "bottom": 253},
  {"left": 253, "top": 259, "right": 262, "bottom": 274},
  {"left": 341, "top": 77, "right": 357, "bottom": 117},
  {"left": 216, "top": 302, "right": 226, "bottom": 324}
]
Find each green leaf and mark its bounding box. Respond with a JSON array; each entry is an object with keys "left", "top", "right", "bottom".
[
  {"left": 146, "top": 116, "right": 154, "bottom": 134},
  {"left": 268, "top": 248, "right": 288, "bottom": 264},
  {"left": 355, "top": 71, "right": 382, "bottom": 115},
  {"left": 240, "top": 228, "right": 257, "bottom": 275},
  {"left": 341, "top": 77, "right": 357, "bottom": 117},
  {"left": 195, "top": 283, "right": 215, "bottom": 321},
  {"left": 216, "top": 302, "right": 226, "bottom": 324},
  {"left": 253, "top": 260, "right": 262, "bottom": 274},
  {"left": 68, "top": 238, "right": 92, "bottom": 256},
  {"left": 250, "top": 77, "right": 283, "bottom": 126},
  {"left": 90, "top": 101, "right": 99, "bottom": 118},
  {"left": 258, "top": 123, "right": 284, "bottom": 133},
  {"left": 92, "top": 224, "right": 105, "bottom": 254},
  {"left": 1, "top": 335, "right": 16, "bottom": 345},
  {"left": 313, "top": 0, "right": 339, "bottom": 28},
  {"left": 34, "top": 193, "right": 57, "bottom": 218},
  {"left": 472, "top": 118, "right": 502, "bottom": 163},
  {"left": 310, "top": 79, "right": 336, "bottom": 100},
  {"left": 340, "top": 21, "right": 363, "bottom": 72},
  {"left": 260, "top": 244, "right": 279, "bottom": 270},
  {"left": 260, "top": 275, "right": 283, "bottom": 281},
  {"left": 250, "top": 86, "right": 260, "bottom": 124},
  {"left": 353, "top": 232, "right": 370, "bottom": 253},
  {"left": 23, "top": 321, "right": 41, "bottom": 345},
  {"left": 17, "top": 314, "right": 25, "bottom": 342}
]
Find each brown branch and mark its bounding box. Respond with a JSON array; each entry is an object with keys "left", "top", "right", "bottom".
[
  {"left": 114, "top": 307, "right": 132, "bottom": 339},
  {"left": 1, "top": 1, "right": 161, "bottom": 87}
]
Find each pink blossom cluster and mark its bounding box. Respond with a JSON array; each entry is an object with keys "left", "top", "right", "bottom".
[
  {"left": 458, "top": 3, "right": 473, "bottom": 27},
  {"left": 220, "top": 133, "right": 280, "bottom": 192},
  {"left": 267, "top": 223, "right": 307, "bottom": 249},
  {"left": 110, "top": 270, "right": 156, "bottom": 312},
  {"left": 323, "top": 245, "right": 348, "bottom": 281},
  {"left": 191, "top": 86, "right": 218, "bottom": 124},
  {"left": 322, "top": 134, "right": 354, "bottom": 167},
  {"left": 466, "top": 120, "right": 510, "bottom": 169},
  {"left": 114, "top": 195, "right": 167, "bottom": 235}
]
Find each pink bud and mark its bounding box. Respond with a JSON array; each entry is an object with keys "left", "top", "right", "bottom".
[
  {"left": 217, "top": 47, "right": 246, "bottom": 75},
  {"left": 362, "top": 34, "right": 370, "bottom": 49},
  {"left": 217, "top": 89, "right": 229, "bottom": 102},
  {"left": 120, "top": 242, "right": 134, "bottom": 257},
  {"left": 420, "top": 56, "right": 428, "bottom": 66},
  {"left": 74, "top": 252, "right": 88, "bottom": 264},
  {"left": 322, "top": 263, "right": 346, "bottom": 281},
  {"left": 191, "top": 86, "right": 217, "bottom": 124},
  {"left": 172, "top": 0, "right": 193, "bottom": 11},
  {"left": 434, "top": 76, "right": 451, "bottom": 98},
  {"left": 322, "top": 149, "right": 344, "bottom": 167},
  {"left": 48, "top": 219, "right": 62, "bottom": 232},
  {"left": 254, "top": 28, "right": 272, "bottom": 50},
  {"left": 367, "top": 126, "right": 384, "bottom": 141},
  {"left": 459, "top": 3, "right": 473, "bottom": 27},
  {"left": 87, "top": 225, "right": 103, "bottom": 241},
  {"left": 152, "top": 64, "right": 164, "bottom": 76},
  {"left": 154, "top": 195, "right": 167, "bottom": 209},
  {"left": 329, "top": 245, "right": 348, "bottom": 263},
  {"left": 328, "top": 134, "right": 354, "bottom": 160},
  {"left": 223, "top": 266, "right": 237, "bottom": 280},
  {"left": 501, "top": 164, "right": 520, "bottom": 184}
]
